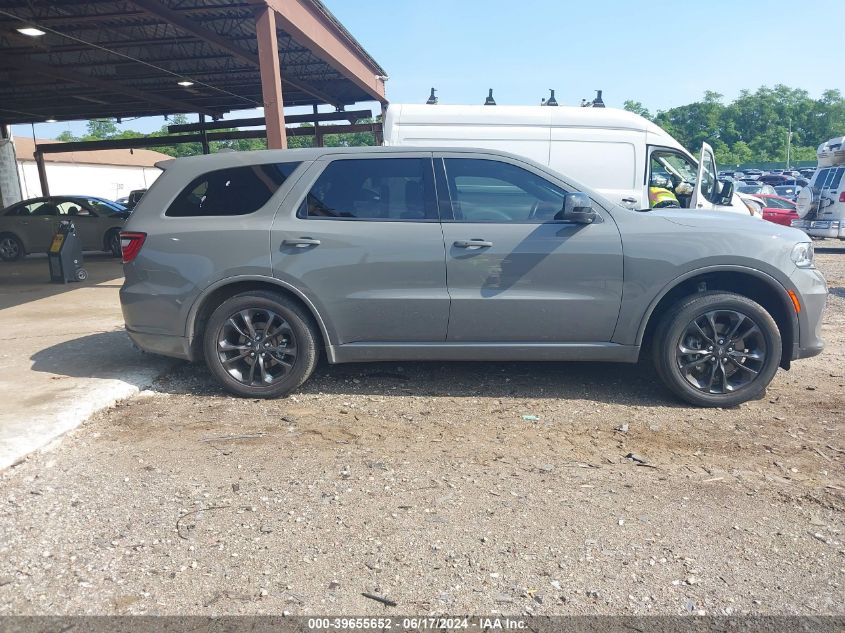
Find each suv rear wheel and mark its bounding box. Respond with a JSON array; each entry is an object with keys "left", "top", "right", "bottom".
[
  {"left": 653, "top": 292, "right": 782, "bottom": 407},
  {"left": 203, "top": 291, "right": 318, "bottom": 398}
]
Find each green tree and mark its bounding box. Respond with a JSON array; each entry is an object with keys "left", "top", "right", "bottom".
[
  {"left": 623, "top": 100, "right": 652, "bottom": 120},
  {"left": 646, "top": 86, "right": 845, "bottom": 166},
  {"left": 85, "top": 119, "right": 119, "bottom": 139}
]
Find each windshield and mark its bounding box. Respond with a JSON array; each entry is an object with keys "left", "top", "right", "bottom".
[{"left": 653, "top": 153, "right": 698, "bottom": 183}]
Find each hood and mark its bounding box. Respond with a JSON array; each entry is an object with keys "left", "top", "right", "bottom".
[{"left": 657, "top": 209, "right": 807, "bottom": 240}]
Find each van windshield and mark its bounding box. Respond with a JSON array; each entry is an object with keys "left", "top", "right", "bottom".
[{"left": 653, "top": 153, "right": 698, "bottom": 183}]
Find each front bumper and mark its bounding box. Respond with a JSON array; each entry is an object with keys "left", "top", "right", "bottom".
[
  {"left": 791, "top": 219, "right": 844, "bottom": 239},
  {"left": 789, "top": 266, "right": 827, "bottom": 361}
]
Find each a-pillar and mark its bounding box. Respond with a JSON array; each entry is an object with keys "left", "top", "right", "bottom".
[{"left": 255, "top": 5, "right": 287, "bottom": 149}]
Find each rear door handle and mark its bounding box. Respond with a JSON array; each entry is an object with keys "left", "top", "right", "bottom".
[
  {"left": 454, "top": 239, "right": 493, "bottom": 248},
  {"left": 621, "top": 197, "right": 638, "bottom": 204},
  {"left": 283, "top": 237, "right": 321, "bottom": 248}
]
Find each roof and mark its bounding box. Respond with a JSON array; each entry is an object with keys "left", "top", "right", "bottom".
[
  {"left": 0, "top": 0, "right": 387, "bottom": 125},
  {"left": 385, "top": 104, "right": 672, "bottom": 137},
  {"left": 13, "top": 137, "right": 172, "bottom": 168},
  {"left": 153, "top": 145, "right": 577, "bottom": 176}
]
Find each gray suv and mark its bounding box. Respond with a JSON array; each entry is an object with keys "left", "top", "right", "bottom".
[{"left": 119, "top": 147, "right": 827, "bottom": 407}]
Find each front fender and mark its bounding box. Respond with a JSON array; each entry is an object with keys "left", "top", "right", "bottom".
[{"left": 627, "top": 264, "right": 797, "bottom": 347}]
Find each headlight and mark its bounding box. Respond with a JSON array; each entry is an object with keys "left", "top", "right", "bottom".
[{"left": 790, "top": 242, "right": 815, "bottom": 268}]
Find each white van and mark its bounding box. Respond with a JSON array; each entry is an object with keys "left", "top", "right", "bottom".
[{"left": 383, "top": 104, "right": 752, "bottom": 216}]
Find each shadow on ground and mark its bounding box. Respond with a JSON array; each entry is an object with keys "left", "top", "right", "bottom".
[
  {"left": 151, "top": 354, "right": 680, "bottom": 408},
  {"left": 30, "top": 330, "right": 181, "bottom": 387},
  {"left": 0, "top": 253, "right": 124, "bottom": 311}
]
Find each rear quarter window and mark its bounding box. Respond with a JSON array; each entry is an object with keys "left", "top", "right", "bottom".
[
  {"left": 829, "top": 167, "right": 844, "bottom": 190},
  {"left": 166, "top": 162, "right": 300, "bottom": 217}
]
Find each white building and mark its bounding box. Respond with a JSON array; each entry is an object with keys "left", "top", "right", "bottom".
[{"left": 13, "top": 137, "right": 169, "bottom": 201}]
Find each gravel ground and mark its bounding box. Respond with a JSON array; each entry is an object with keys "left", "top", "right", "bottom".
[{"left": 1, "top": 252, "right": 843, "bottom": 616}]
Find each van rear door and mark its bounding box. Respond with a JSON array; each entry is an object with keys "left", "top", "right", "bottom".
[{"left": 690, "top": 143, "right": 718, "bottom": 210}]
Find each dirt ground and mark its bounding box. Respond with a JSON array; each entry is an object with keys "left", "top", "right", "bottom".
[{"left": 1, "top": 252, "right": 843, "bottom": 617}]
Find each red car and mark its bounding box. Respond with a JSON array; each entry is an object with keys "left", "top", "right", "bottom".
[{"left": 757, "top": 194, "right": 799, "bottom": 226}]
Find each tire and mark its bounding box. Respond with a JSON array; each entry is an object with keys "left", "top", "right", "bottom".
[
  {"left": 0, "top": 234, "right": 24, "bottom": 262},
  {"left": 652, "top": 292, "right": 782, "bottom": 408},
  {"left": 105, "top": 229, "right": 122, "bottom": 257},
  {"left": 203, "top": 291, "right": 318, "bottom": 398}
]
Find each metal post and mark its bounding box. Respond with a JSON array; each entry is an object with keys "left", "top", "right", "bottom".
[
  {"left": 35, "top": 149, "right": 49, "bottom": 197},
  {"left": 255, "top": 5, "right": 287, "bottom": 149},
  {"left": 374, "top": 101, "right": 386, "bottom": 145},
  {"left": 199, "top": 113, "right": 210, "bottom": 155},
  {"left": 313, "top": 104, "right": 323, "bottom": 147}
]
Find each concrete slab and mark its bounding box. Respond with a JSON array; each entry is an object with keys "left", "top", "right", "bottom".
[{"left": 0, "top": 254, "right": 175, "bottom": 469}]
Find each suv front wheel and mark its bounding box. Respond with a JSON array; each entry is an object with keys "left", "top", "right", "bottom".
[
  {"left": 653, "top": 292, "right": 782, "bottom": 407},
  {"left": 203, "top": 291, "right": 318, "bottom": 398}
]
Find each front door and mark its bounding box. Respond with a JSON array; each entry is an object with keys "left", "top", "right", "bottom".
[
  {"left": 271, "top": 154, "right": 450, "bottom": 344},
  {"left": 56, "top": 200, "right": 99, "bottom": 250},
  {"left": 437, "top": 156, "right": 624, "bottom": 343},
  {"left": 690, "top": 143, "right": 719, "bottom": 210}
]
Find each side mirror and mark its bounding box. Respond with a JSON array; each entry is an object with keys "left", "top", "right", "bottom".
[
  {"left": 558, "top": 192, "right": 596, "bottom": 223},
  {"left": 718, "top": 179, "right": 734, "bottom": 205}
]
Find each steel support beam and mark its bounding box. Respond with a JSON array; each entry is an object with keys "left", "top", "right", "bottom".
[
  {"left": 34, "top": 150, "right": 49, "bottom": 197},
  {"left": 33, "top": 124, "right": 381, "bottom": 154},
  {"left": 257, "top": 0, "right": 386, "bottom": 103},
  {"left": 166, "top": 109, "right": 372, "bottom": 133},
  {"left": 199, "top": 114, "right": 210, "bottom": 155},
  {"left": 128, "top": 0, "right": 259, "bottom": 67},
  {"left": 255, "top": 5, "right": 286, "bottom": 150},
  {"left": 127, "top": 0, "right": 338, "bottom": 107}
]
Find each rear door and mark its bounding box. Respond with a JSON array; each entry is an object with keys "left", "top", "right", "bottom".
[
  {"left": 271, "top": 153, "right": 450, "bottom": 344},
  {"left": 437, "top": 154, "right": 623, "bottom": 343},
  {"left": 23, "top": 200, "right": 60, "bottom": 252}
]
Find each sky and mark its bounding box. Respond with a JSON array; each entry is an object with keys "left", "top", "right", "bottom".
[{"left": 12, "top": 0, "right": 845, "bottom": 141}]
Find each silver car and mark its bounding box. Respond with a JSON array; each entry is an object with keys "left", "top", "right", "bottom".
[
  {"left": 0, "top": 196, "right": 128, "bottom": 261},
  {"left": 119, "top": 147, "right": 827, "bottom": 407}
]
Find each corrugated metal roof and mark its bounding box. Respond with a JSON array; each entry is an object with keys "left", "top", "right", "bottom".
[{"left": 0, "top": 0, "right": 386, "bottom": 125}]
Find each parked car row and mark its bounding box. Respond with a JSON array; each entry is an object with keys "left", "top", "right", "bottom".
[{"left": 719, "top": 169, "right": 814, "bottom": 202}]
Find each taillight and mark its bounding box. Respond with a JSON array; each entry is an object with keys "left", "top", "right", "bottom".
[
  {"left": 120, "top": 231, "right": 146, "bottom": 264},
  {"left": 839, "top": 192, "right": 845, "bottom": 203}
]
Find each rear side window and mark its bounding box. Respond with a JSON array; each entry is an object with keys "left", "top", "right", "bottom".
[
  {"left": 814, "top": 169, "right": 832, "bottom": 190},
  {"left": 301, "top": 158, "right": 436, "bottom": 221},
  {"left": 166, "top": 163, "right": 300, "bottom": 217}
]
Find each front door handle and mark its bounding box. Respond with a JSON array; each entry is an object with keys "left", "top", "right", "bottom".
[
  {"left": 454, "top": 239, "right": 493, "bottom": 248},
  {"left": 283, "top": 237, "right": 321, "bottom": 248},
  {"left": 621, "top": 197, "right": 638, "bottom": 204}
]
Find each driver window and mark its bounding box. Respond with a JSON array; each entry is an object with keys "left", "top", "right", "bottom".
[
  {"left": 57, "top": 202, "right": 91, "bottom": 217},
  {"left": 443, "top": 158, "right": 568, "bottom": 223},
  {"left": 649, "top": 150, "right": 698, "bottom": 208}
]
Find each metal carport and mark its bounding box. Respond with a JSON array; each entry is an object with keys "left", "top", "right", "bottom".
[{"left": 0, "top": 0, "right": 388, "bottom": 206}]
